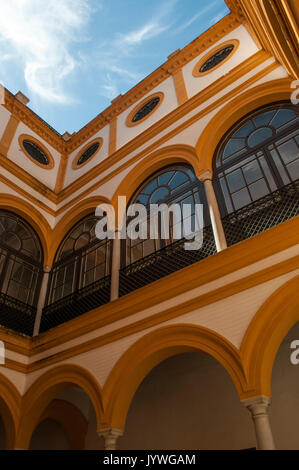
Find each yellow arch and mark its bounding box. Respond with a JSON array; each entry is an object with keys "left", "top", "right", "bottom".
[
  {"left": 195, "top": 77, "right": 294, "bottom": 175},
  {"left": 49, "top": 195, "right": 112, "bottom": 265},
  {"left": 16, "top": 364, "right": 104, "bottom": 449},
  {"left": 0, "top": 372, "right": 21, "bottom": 449},
  {"left": 0, "top": 194, "right": 51, "bottom": 266},
  {"left": 241, "top": 275, "right": 299, "bottom": 398},
  {"left": 102, "top": 324, "right": 250, "bottom": 430},
  {"left": 111, "top": 145, "right": 200, "bottom": 223}
]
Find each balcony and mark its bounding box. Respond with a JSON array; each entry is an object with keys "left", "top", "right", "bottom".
[
  {"left": 0, "top": 292, "right": 36, "bottom": 336},
  {"left": 0, "top": 180, "right": 298, "bottom": 336}
]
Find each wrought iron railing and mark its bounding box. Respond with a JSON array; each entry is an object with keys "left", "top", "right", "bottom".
[
  {"left": 0, "top": 292, "right": 36, "bottom": 336},
  {"left": 40, "top": 275, "right": 111, "bottom": 332},
  {"left": 222, "top": 180, "right": 299, "bottom": 247},
  {"left": 119, "top": 225, "right": 216, "bottom": 297}
]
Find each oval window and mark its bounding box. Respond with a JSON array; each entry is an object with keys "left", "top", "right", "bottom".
[
  {"left": 22, "top": 139, "right": 50, "bottom": 165},
  {"left": 199, "top": 45, "right": 234, "bottom": 73},
  {"left": 77, "top": 142, "right": 100, "bottom": 166},
  {"left": 132, "top": 97, "right": 160, "bottom": 123}
]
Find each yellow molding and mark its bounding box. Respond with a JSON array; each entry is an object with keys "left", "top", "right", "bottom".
[
  {"left": 16, "top": 364, "right": 104, "bottom": 448},
  {"left": 39, "top": 399, "right": 88, "bottom": 450},
  {"left": 0, "top": 372, "right": 21, "bottom": 449},
  {"left": 192, "top": 39, "right": 240, "bottom": 77},
  {"left": 196, "top": 76, "right": 295, "bottom": 173},
  {"left": 18, "top": 134, "right": 55, "bottom": 170},
  {"left": 72, "top": 138, "right": 103, "bottom": 170},
  {"left": 1, "top": 215, "right": 296, "bottom": 361},
  {"left": 125, "top": 92, "right": 165, "bottom": 128},
  {"left": 102, "top": 324, "right": 249, "bottom": 429},
  {"left": 0, "top": 114, "right": 20, "bottom": 156},
  {"left": 172, "top": 68, "right": 188, "bottom": 106},
  {"left": 23, "top": 254, "right": 298, "bottom": 376},
  {"left": 241, "top": 275, "right": 299, "bottom": 397},
  {"left": 0, "top": 193, "right": 52, "bottom": 265},
  {"left": 54, "top": 153, "right": 69, "bottom": 194},
  {"left": 56, "top": 51, "right": 272, "bottom": 209},
  {"left": 108, "top": 117, "right": 118, "bottom": 155}
]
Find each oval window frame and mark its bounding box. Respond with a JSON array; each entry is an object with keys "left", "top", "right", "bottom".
[
  {"left": 72, "top": 138, "right": 103, "bottom": 170},
  {"left": 126, "top": 92, "right": 164, "bottom": 127},
  {"left": 192, "top": 39, "right": 239, "bottom": 77},
  {"left": 19, "top": 134, "right": 55, "bottom": 169}
]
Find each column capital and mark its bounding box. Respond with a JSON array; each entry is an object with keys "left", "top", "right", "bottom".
[
  {"left": 198, "top": 170, "right": 213, "bottom": 182},
  {"left": 98, "top": 428, "right": 124, "bottom": 439},
  {"left": 43, "top": 265, "right": 52, "bottom": 273},
  {"left": 241, "top": 395, "right": 271, "bottom": 412}
]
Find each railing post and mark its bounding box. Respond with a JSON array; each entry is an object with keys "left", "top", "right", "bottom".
[
  {"left": 110, "top": 230, "right": 121, "bottom": 301},
  {"left": 198, "top": 170, "right": 227, "bottom": 252},
  {"left": 33, "top": 266, "right": 51, "bottom": 336}
]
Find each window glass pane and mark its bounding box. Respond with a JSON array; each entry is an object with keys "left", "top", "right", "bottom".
[
  {"left": 258, "top": 156, "right": 277, "bottom": 192},
  {"left": 253, "top": 110, "right": 276, "bottom": 127},
  {"left": 158, "top": 171, "right": 174, "bottom": 185},
  {"left": 271, "top": 109, "right": 297, "bottom": 130},
  {"left": 242, "top": 160, "right": 263, "bottom": 184},
  {"left": 247, "top": 127, "right": 273, "bottom": 147},
  {"left": 276, "top": 139, "right": 299, "bottom": 165},
  {"left": 219, "top": 178, "right": 233, "bottom": 213},
  {"left": 234, "top": 121, "right": 254, "bottom": 138},
  {"left": 270, "top": 149, "right": 291, "bottom": 185},
  {"left": 286, "top": 159, "right": 299, "bottom": 181},
  {"left": 223, "top": 139, "right": 246, "bottom": 159},
  {"left": 150, "top": 186, "right": 169, "bottom": 204},
  {"left": 232, "top": 187, "right": 251, "bottom": 210},
  {"left": 249, "top": 179, "right": 269, "bottom": 201},
  {"left": 226, "top": 169, "right": 245, "bottom": 192}
]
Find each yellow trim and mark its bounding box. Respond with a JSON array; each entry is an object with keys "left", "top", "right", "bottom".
[
  {"left": 54, "top": 154, "right": 69, "bottom": 193},
  {"left": 109, "top": 117, "right": 118, "bottom": 155},
  {"left": 38, "top": 399, "right": 88, "bottom": 450},
  {"left": 0, "top": 115, "right": 19, "bottom": 156},
  {"left": 172, "top": 68, "right": 188, "bottom": 106},
  {"left": 125, "top": 92, "right": 165, "bottom": 127},
  {"left": 241, "top": 275, "right": 299, "bottom": 398},
  {"left": 16, "top": 364, "right": 104, "bottom": 449},
  {"left": 72, "top": 138, "right": 103, "bottom": 170},
  {"left": 102, "top": 324, "right": 249, "bottom": 429},
  {"left": 195, "top": 77, "right": 294, "bottom": 174},
  {"left": 1, "top": 216, "right": 297, "bottom": 365},
  {"left": 0, "top": 372, "right": 21, "bottom": 449},
  {"left": 0, "top": 194, "right": 51, "bottom": 266},
  {"left": 19, "top": 134, "right": 55, "bottom": 170},
  {"left": 192, "top": 39, "right": 240, "bottom": 77}
]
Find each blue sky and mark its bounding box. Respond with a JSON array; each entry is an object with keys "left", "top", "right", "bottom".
[{"left": 0, "top": 0, "right": 229, "bottom": 134}]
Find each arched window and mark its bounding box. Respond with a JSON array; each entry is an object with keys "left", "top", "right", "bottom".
[
  {"left": 0, "top": 210, "right": 42, "bottom": 310},
  {"left": 46, "top": 214, "right": 111, "bottom": 306},
  {"left": 123, "top": 165, "right": 210, "bottom": 266},
  {"left": 213, "top": 102, "right": 299, "bottom": 214}
]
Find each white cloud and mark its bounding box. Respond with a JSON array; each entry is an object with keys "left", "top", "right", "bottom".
[{"left": 0, "top": 0, "right": 93, "bottom": 103}]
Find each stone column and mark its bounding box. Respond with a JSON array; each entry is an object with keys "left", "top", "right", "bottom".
[
  {"left": 110, "top": 230, "right": 121, "bottom": 302},
  {"left": 98, "top": 428, "right": 123, "bottom": 450},
  {"left": 33, "top": 266, "right": 51, "bottom": 336},
  {"left": 242, "top": 395, "right": 275, "bottom": 450},
  {"left": 198, "top": 170, "right": 227, "bottom": 252}
]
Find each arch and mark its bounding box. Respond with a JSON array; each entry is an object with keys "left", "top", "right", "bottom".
[
  {"left": 102, "top": 324, "right": 250, "bottom": 430},
  {"left": 35, "top": 399, "right": 88, "bottom": 450},
  {"left": 111, "top": 145, "right": 200, "bottom": 223},
  {"left": 241, "top": 274, "right": 299, "bottom": 398},
  {"left": 0, "top": 372, "right": 21, "bottom": 449},
  {"left": 16, "top": 364, "right": 103, "bottom": 449},
  {"left": 50, "top": 195, "right": 112, "bottom": 265},
  {"left": 0, "top": 194, "right": 51, "bottom": 266},
  {"left": 195, "top": 77, "right": 294, "bottom": 175}
]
